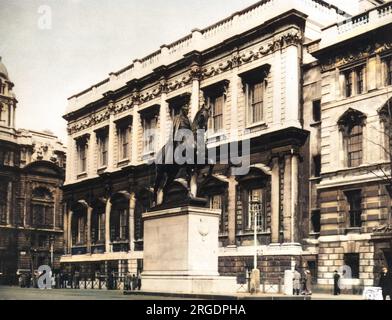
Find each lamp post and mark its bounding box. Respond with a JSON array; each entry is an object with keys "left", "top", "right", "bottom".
[
  {"left": 253, "top": 203, "right": 258, "bottom": 270},
  {"left": 49, "top": 235, "right": 55, "bottom": 268}
]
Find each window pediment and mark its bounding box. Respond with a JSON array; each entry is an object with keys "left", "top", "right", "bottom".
[
  {"left": 239, "top": 64, "right": 271, "bottom": 87},
  {"left": 378, "top": 97, "right": 392, "bottom": 123},
  {"left": 338, "top": 108, "right": 366, "bottom": 133}
]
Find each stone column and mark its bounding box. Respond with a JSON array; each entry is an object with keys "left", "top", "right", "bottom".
[
  {"left": 190, "top": 67, "right": 201, "bottom": 121},
  {"left": 129, "top": 193, "right": 136, "bottom": 252},
  {"left": 227, "top": 176, "right": 238, "bottom": 246},
  {"left": 283, "top": 155, "right": 292, "bottom": 243},
  {"left": 132, "top": 105, "right": 140, "bottom": 164},
  {"left": 271, "top": 157, "right": 280, "bottom": 243},
  {"left": 65, "top": 136, "right": 74, "bottom": 183},
  {"left": 105, "top": 199, "right": 112, "bottom": 253},
  {"left": 230, "top": 66, "right": 239, "bottom": 137},
  {"left": 107, "top": 113, "right": 115, "bottom": 171},
  {"left": 87, "top": 206, "right": 92, "bottom": 254},
  {"left": 9, "top": 103, "right": 14, "bottom": 128},
  {"left": 291, "top": 154, "right": 299, "bottom": 244},
  {"left": 88, "top": 131, "right": 96, "bottom": 177},
  {"left": 160, "top": 91, "right": 169, "bottom": 149},
  {"left": 285, "top": 45, "right": 300, "bottom": 127},
  {"left": 68, "top": 211, "right": 73, "bottom": 255},
  {"left": 63, "top": 210, "right": 68, "bottom": 254},
  {"left": 272, "top": 50, "right": 282, "bottom": 129},
  {"left": 6, "top": 181, "right": 12, "bottom": 225}
]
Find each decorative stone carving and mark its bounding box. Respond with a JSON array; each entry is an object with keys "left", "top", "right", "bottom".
[
  {"left": 202, "top": 30, "right": 302, "bottom": 80},
  {"left": 321, "top": 41, "right": 392, "bottom": 72}
]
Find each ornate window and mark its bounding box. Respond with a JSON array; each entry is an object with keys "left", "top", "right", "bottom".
[
  {"left": 344, "top": 70, "right": 353, "bottom": 98},
  {"left": 75, "top": 135, "right": 89, "bottom": 174},
  {"left": 202, "top": 80, "right": 229, "bottom": 134},
  {"left": 236, "top": 166, "right": 270, "bottom": 233},
  {"left": 0, "top": 182, "right": 7, "bottom": 224},
  {"left": 338, "top": 108, "right": 366, "bottom": 168},
  {"left": 96, "top": 127, "right": 109, "bottom": 168},
  {"left": 312, "top": 100, "right": 321, "bottom": 123},
  {"left": 91, "top": 207, "right": 105, "bottom": 245},
  {"left": 31, "top": 187, "right": 54, "bottom": 228},
  {"left": 384, "top": 55, "right": 392, "bottom": 86},
  {"left": 139, "top": 105, "right": 160, "bottom": 157},
  {"left": 110, "top": 206, "right": 129, "bottom": 242},
  {"left": 199, "top": 175, "right": 229, "bottom": 235},
  {"left": 247, "top": 82, "right": 264, "bottom": 124},
  {"left": 118, "top": 125, "right": 130, "bottom": 161},
  {"left": 355, "top": 66, "right": 365, "bottom": 95},
  {"left": 347, "top": 125, "right": 363, "bottom": 168},
  {"left": 239, "top": 65, "right": 270, "bottom": 127},
  {"left": 345, "top": 190, "right": 362, "bottom": 229},
  {"left": 379, "top": 97, "right": 392, "bottom": 159}
]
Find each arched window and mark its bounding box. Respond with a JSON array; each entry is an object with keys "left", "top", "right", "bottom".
[
  {"left": 0, "top": 182, "right": 7, "bottom": 224},
  {"left": 71, "top": 203, "right": 87, "bottom": 246},
  {"left": 347, "top": 125, "right": 363, "bottom": 168},
  {"left": 236, "top": 166, "right": 271, "bottom": 233},
  {"left": 199, "top": 175, "right": 229, "bottom": 236},
  {"left": 134, "top": 189, "right": 153, "bottom": 251},
  {"left": 338, "top": 108, "right": 366, "bottom": 168},
  {"left": 31, "top": 187, "right": 54, "bottom": 228},
  {"left": 91, "top": 199, "right": 106, "bottom": 246},
  {"left": 379, "top": 97, "right": 392, "bottom": 159},
  {"left": 110, "top": 193, "right": 130, "bottom": 251}
]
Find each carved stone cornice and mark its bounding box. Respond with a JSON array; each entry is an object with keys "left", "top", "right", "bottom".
[
  {"left": 321, "top": 41, "right": 392, "bottom": 72},
  {"left": 67, "top": 109, "right": 110, "bottom": 135},
  {"left": 166, "top": 73, "right": 192, "bottom": 92},
  {"left": 202, "top": 30, "right": 302, "bottom": 80}
]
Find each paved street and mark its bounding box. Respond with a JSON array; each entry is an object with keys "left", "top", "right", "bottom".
[
  {"left": 0, "top": 286, "right": 185, "bottom": 300},
  {"left": 0, "top": 286, "right": 364, "bottom": 300}
]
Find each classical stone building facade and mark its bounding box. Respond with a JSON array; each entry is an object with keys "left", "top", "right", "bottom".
[
  {"left": 61, "top": 0, "right": 392, "bottom": 291},
  {"left": 0, "top": 57, "right": 66, "bottom": 284},
  {"left": 306, "top": 1, "right": 392, "bottom": 290}
]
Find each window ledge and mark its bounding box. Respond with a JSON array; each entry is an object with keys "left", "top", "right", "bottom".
[
  {"left": 345, "top": 227, "right": 361, "bottom": 235},
  {"left": 97, "top": 166, "right": 107, "bottom": 175},
  {"left": 245, "top": 121, "right": 267, "bottom": 131},
  {"left": 237, "top": 230, "right": 271, "bottom": 236},
  {"left": 310, "top": 121, "right": 322, "bottom": 128},
  {"left": 117, "top": 159, "right": 130, "bottom": 167},
  {"left": 77, "top": 172, "right": 87, "bottom": 179},
  {"left": 142, "top": 151, "right": 155, "bottom": 161}
]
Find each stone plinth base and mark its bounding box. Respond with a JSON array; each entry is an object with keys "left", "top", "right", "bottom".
[
  {"left": 142, "top": 274, "right": 237, "bottom": 294},
  {"left": 142, "top": 205, "right": 238, "bottom": 294}
]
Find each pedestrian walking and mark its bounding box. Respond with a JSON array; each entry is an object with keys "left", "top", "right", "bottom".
[
  {"left": 293, "top": 268, "right": 301, "bottom": 295},
  {"left": 333, "top": 270, "right": 341, "bottom": 296},
  {"left": 305, "top": 270, "right": 312, "bottom": 295},
  {"left": 378, "top": 267, "right": 392, "bottom": 301},
  {"left": 131, "top": 274, "right": 137, "bottom": 291}
]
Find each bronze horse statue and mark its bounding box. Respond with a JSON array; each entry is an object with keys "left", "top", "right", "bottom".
[{"left": 153, "top": 104, "right": 211, "bottom": 206}]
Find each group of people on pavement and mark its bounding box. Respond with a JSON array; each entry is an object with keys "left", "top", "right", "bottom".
[
  {"left": 378, "top": 267, "right": 392, "bottom": 301},
  {"left": 124, "top": 272, "right": 142, "bottom": 291},
  {"left": 17, "top": 270, "right": 141, "bottom": 291},
  {"left": 333, "top": 266, "right": 392, "bottom": 300},
  {"left": 292, "top": 268, "right": 313, "bottom": 296}
]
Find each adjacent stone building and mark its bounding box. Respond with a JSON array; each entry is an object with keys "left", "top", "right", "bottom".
[
  {"left": 307, "top": 1, "right": 392, "bottom": 290},
  {"left": 0, "top": 57, "right": 66, "bottom": 284},
  {"left": 61, "top": 0, "right": 392, "bottom": 292}
]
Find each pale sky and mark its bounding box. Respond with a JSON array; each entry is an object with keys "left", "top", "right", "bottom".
[{"left": 0, "top": 0, "right": 359, "bottom": 141}]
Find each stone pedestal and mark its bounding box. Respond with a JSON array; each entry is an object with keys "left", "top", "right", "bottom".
[{"left": 142, "top": 206, "right": 237, "bottom": 294}]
